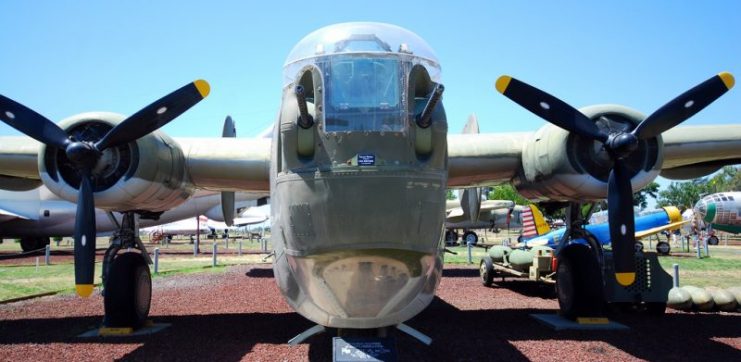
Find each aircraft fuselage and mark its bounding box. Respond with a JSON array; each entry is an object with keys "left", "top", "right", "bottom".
[{"left": 270, "top": 23, "right": 449, "bottom": 328}]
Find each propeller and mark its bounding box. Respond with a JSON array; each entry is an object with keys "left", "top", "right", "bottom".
[
  {"left": 221, "top": 115, "right": 236, "bottom": 227},
  {"left": 0, "top": 80, "right": 210, "bottom": 296},
  {"left": 496, "top": 72, "right": 734, "bottom": 286}
]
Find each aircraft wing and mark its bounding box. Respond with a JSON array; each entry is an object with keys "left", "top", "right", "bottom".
[
  {"left": 635, "top": 220, "right": 689, "bottom": 240},
  {"left": 659, "top": 125, "right": 741, "bottom": 180},
  {"left": 447, "top": 132, "right": 530, "bottom": 187},
  {"left": 480, "top": 200, "right": 515, "bottom": 212},
  {"left": 0, "top": 137, "right": 42, "bottom": 191},
  {"left": 447, "top": 124, "right": 741, "bottom": 189},
  {"left": 0, "top": 136, "right": 272, "bottom": 193},
  {"left": 0, "top": 206, "right": 31, "bottom": 222},
  {"left": 446, "top": 207, "right": 464, "bottom": 218}
]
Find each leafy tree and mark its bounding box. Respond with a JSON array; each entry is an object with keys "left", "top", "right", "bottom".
[
  {"left": 657, "top": 166, "right": 740, "bottom": 210},
  {"left": 487, "top": 184, "right": 530, "bottom": 205},
  {"left": 633, "top": 181, "right": 660, "bottom": 209},
  {"left": 446, "top": 189, "right": 456, "bottom": 200},
  {"left": 656, "top": 180, "right": 707, "bottom": 211}
]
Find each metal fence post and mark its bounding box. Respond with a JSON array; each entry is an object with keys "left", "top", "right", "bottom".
[
  {"left": 213, "top": 242, "right": 218, "bottom": 267},
  {"left": 45, "top": 244, "right": 51, "bottom": 265},
  {"left": 467, "top": 241, "right": 473, "bottom": 264},
  {"left": 154, "top": 248, "right": 160, "bottom": 274},
  {"left": 672, "top": 263, "right": 679, "bottom": 288},
  {"left": 238, "top": 239, "right": 243, "bottom": 256},
  {"left": 696, "top": 235, "right": 702, "bottom": 259}
]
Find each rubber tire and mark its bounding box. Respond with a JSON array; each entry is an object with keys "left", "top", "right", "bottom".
[
  {"left": 480, "top": 256, "right": 495, "bottom": 287},
  {"left": 20, "top": 237, "right": 50, "bottom": 253},
  {"left": 656, "top": 241, "right": 671, "bottom": 255},
  {"left": 646, "top": 302, "right": 666, "bottom": 316},
  {"left": 104, "top": 253, "right": 152, "bottom": 329},
  {"left": 556, "top": 244, "right": 606, "bottom": 319},
  {"left": 463, "top": 231, "right": 478, "bottom": 246},
  {"left": 707, "top": 235, "right": 719, "bottom": 246}
]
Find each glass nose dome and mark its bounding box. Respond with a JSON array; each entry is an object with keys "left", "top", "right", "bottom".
[{"left": 283, "top": 22, "right": 441, "bottom": 86}]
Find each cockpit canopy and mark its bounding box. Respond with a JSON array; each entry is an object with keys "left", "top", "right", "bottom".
[{"left": 283, "top": 23, "right": 442, "bottom": 133}]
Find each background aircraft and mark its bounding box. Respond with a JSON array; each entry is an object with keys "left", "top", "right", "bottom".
[
  {"left": 692, "top": 191, "right": 741, "bottom": 244},
  {"left": 0, "top": 22, "right": 739, "bottom": 339},
  {"left": 445, "top": 198, "right": 516, "bottom": 245},
  {"left": 0, "top": 186, "right": 267, "bottom": 251},
  {"left": 141, "top": 207, "right": 269, "bottom": 242},
  {"left": 520, "top": 205, "right": 686, "bottom": 255}
]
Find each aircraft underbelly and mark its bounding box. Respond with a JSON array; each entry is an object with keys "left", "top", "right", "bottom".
[{"left": 272, "top": 170, "right": 446, "bottom": 328}]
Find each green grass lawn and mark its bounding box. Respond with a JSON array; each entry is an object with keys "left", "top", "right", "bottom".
[
  {"left": 0, "top": 253, "right": 270, "bottom": 302},
  {"left": 2, "top": 235, "right": 739, "bottom": 302}
]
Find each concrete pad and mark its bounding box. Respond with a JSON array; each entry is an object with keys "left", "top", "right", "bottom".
[
  {"left": 530, "top": 314, "right": 629, "bottom": 331},
  {"left": 78, "top": 322, "right": 171, "bottom": 337}
]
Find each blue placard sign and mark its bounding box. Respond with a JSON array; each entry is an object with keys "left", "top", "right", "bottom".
[
  {"left": 333, "top": 337, "right": 397, "bottom": 362},
  {"left": 358, "top": 153, "right": 375, "bottom": 166}
]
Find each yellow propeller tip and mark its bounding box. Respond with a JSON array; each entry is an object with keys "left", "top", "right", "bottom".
[
  {"left": 718, "top": 72, "right": 735, "bottom": 90},
  {"left": 495, "top": 76, "right": 512, "bottom": 94},
  {"left": 76, "top": 284, "right": 95, "bottom": 297},
  {"left": 194, "top": 79, "right": 211, "bottom": 98},
  {"left": 615, "top": 272, "right": 636, "bottom": 286}
]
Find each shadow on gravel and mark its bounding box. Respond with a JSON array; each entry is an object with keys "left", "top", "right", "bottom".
[
  {"left": 489, "top": 279, "right": 557, "bottom": 299},
  {"left": 245, "top": 267, "right": 274, "bottom": 278},
  {"left": 2, "top": 265, "right": 740, "bottom": 361},
  {"left": 442, "top": 267, "right": 479, "bottom": 278},
  {"left": 1, "top": 297, "right": 739, "bottom": 361}
]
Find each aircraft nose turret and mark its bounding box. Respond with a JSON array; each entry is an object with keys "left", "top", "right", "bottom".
[
  {"left": 694, "top": 199, "right": 706, "bottom": 218},
  {"left": 693, "top": 198, "right": 715, "bottom": 223}
]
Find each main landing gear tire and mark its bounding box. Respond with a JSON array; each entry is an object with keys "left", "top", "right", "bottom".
[
  {"left": 656, "top": 241, "right": 671, "bottom": 255},
  {"left": 480, "top": 256, "right": 495, "bottom": 287},
  {"left": 707, "top": 235, "right": 719, "bottom": 246},
  {"left": 556, "top": 244, "right": 606, "bottom": 320},
  {"left": 104, "top": 252, "right": 151, "bottom": 329},
  {"left": 462, "top": 231, "right": 478, "bottom": 246},
  {"left": 20, "top": 237, "right": 50, "bottom": 253}
]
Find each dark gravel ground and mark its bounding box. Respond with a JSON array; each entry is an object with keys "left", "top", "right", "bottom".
[{"left": 0, "top": 264, "right": 739, "bottom": 361}]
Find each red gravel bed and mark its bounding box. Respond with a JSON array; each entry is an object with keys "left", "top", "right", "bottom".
[{"left": 0, "top": 264, "right": 739, "bottom": 361}]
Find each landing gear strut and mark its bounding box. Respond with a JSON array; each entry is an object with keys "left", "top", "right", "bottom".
[
  {"left": 553, "top": 202, "right": 606, "bottom": 319},
  {"left": 102, "top": 212, "right": 152, "bottom": 329}
]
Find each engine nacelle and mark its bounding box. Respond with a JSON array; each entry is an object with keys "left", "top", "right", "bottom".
[
  {"left": 513, "top": 105, "right": 662, "bottom": 201},
  {"left": 39, "top": 112, "right": 194, "bottom": 212}
]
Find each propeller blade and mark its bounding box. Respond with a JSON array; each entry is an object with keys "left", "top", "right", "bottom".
[
  {"left": 495, "top": 76, "right": 608, "bottom": 142},
  {"left": 633, "top": 72, "right": 735, "bottom": 140},
  {"left": 95, "top": 80, "right": 210, "bottom": 150},
  {"left": 607, "top": 160, "right": 636, "bottom": 286},
  {"left": 220, "top": 115, "right": 236, "bottom": 226},
  {"left": 221, "top": 192, "right": 235, "bottom": 227},
  {"left": 0, "top": 95, "right": 70, "bottom": 148},
  {"left": 73, "top": 172, "right": 97, "bottom": 297}
]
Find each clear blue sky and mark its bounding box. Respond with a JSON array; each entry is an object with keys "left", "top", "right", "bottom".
[{"left": 1, "top": 1, "right": 739, "bottom": 138}]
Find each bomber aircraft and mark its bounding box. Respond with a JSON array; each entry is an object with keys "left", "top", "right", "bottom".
[
  {"left": 0, "top": 186, "right": 267, "bottom": 251},
  {"left": 693, "top": 191, "right": 741, "bottom": 243},
  {"left": 0, "top": 22, "right": 740, "bottom": 341}
]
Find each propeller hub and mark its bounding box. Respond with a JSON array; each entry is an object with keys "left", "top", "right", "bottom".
[
  {"left": 65, "top": 141, "right": 101, "bottom": 169},
  {"left": 607, "top": 132, "right": 638, "bottom": 159}
]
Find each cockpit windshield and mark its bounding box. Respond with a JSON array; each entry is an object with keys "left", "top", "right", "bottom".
[
  {"left": 324, "top": 55, "right": 404, "bottom": 132},
  {"left": 283, "top": 22, "right": 442, "bottom": 134}
]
